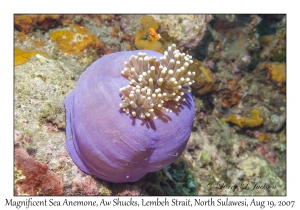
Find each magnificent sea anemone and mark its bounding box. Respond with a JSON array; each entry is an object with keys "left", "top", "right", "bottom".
[{"left": 65, "top": 44, "right": 195, "bottom": 182}]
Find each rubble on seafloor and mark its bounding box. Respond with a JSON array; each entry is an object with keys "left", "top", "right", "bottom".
[{"left": 14, "top": 14, "right": 286, "bottom": 195}]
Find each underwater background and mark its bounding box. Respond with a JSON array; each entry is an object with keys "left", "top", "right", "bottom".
[{"left": 14, "top": 14, "right": 286, "bottom": 196}]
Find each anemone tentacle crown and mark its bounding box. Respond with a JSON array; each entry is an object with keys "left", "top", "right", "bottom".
[
  {"left": 65, "top": 44, "right": 195, "bottom": 183},
  {"left": 120, "top": 44, "right": 195, "bottom": 120}
]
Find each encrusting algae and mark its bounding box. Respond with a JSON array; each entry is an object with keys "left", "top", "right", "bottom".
[
  {"left": 134, "top": 16, "right": 163, "bottom": 53},
  {"left": 190, "top": 59, "right": 214, "bottom": 95},
  {"left": 50, "top": 23, "right": 104, "bottom": 56},
  {"left": 221, "top": 109, "right": 263, "bottom": 128},
  {"left": 14, "top": 48, "right": 45, "bottom": 66},
  {"left": 264, "top": 62, "right": 286, "bottom": 87},
  {"left": 14, "top": 48, "right": 37, "bottom": 66}
]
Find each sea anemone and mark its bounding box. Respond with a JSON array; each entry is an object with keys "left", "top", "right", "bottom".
[{"left": 65, "top": 44, "right": 195, "bottom": 183}]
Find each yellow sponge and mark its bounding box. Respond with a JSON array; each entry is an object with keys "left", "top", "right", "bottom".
[
  {"left": 134, "top": 16, "right": 163, "bottom": 53},
  {"left": 221, "top": 109, "right": 263, "bottom": 128}
]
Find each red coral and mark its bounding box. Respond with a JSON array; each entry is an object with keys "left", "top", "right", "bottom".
[{"left": 14, "top": 148, "right": 64, "bottom": 195}]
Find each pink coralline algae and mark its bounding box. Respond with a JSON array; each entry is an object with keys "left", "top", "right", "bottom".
[
  {"left": 255, "top": 144, "right": 278, "bottom": 165},
  {"left": 65, "top": 44, "right": 195, "bottom": 183},
  {"left": 71, "top": 176, "right": 99, "bottom": 195},
  {"left": 14, "top": 148, "right": 64, "bottom": 195}
]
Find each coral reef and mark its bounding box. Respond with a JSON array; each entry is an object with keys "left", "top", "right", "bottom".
[
  {"left": 190, "top": 59, "right": 215, "bottom": 95},
  {"left": 14, "top": 48, "right": 38, "bottom": 66},
  {"left": 244, "top": 15, "right": 262, "bottom": 52},
  {"left": 215, "top": 77, "right": 242, "bottom": 108},
  {"left": 221, "top": 109, "right": 263, "bottom": 128},
  {"left": 143, "top": 157, "right": 197, "bottom": 195},
  {"left": 259, "top": 16, "right": 286, "bottom": 62},
  {"left": 14, "top": 148, "right": 64, "bottom": 195},
  {"left": 134, "top": 15, "right": 163, "bottom": 53},
  {"left": 152, "top": 15, "right": 212, "bottom": 52},
  {"left": 14, "top": 14, "right": 64, "bottom": 33},
  {"left": 263, "top": 62, "right": 286, "bottom": 88},
  {"left": 50, "top": 22, "right": 106, "bottom": 56},
  {"left": 71, "top": 176, "right": 99, "bottom": 195},
  {"left": 13, "top": 14, "right": 286, "bottom": 196},
  {"left": 14, "top": 54, "right": 75, "bottom": 134}
]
